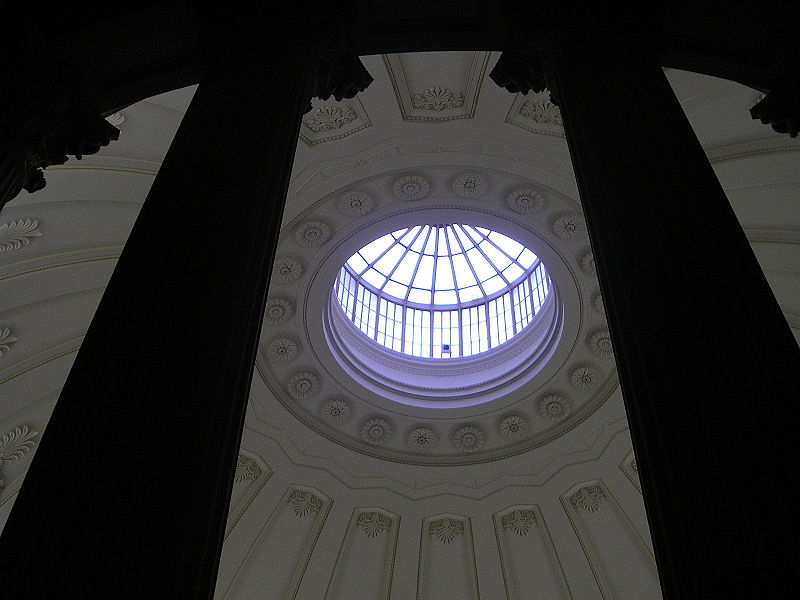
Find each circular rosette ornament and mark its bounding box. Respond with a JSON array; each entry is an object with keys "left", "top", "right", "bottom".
[
  {"left": 570, "top": 366, "right": 601, "bottom": 392},
  {"left": 393, "top": 174, "right": 430, "bottom": 201},
  {"left": 338, "top": 191, "right": 374, "bottom": 216},
  {"left": 407, "top": 427, "right": 437, "bottom": 451},
  {"left": 452, "top": 172, "right": 488, "bottom": 199},
  {"left": 270, "top": 337, "right": 298, "bottom": 363},
  {"left": 499, "top": 415, "right": 529, "bottom": 440},
  {"left": 360, "top": 418, "right": 392, "bottom": 445},
  {"left": 537, "top": 394, "right": 571, "bottom": 421},
  {"left": 294, "top": 221, "right": 331, "bottom": 248},
  {"left": 552, "top": 214, "right": 586, "bottom": 240},
  {"left": 273, "top": 257, "right": 303, "bottom": 283},
  {"left": 287, "top": 371, "right": 319, "bottom": 399},
  {"left": 589, "top": 330, "right": 614, "bottom": 358},
  {"left": 453, "top": 425, "right": 484, "bottom": 452},
  {"left": 321, "top": 399, "right": 351, "bottom": 424},
  {"left": 265, "top": 298, "right": 293, "bottom": 324},
  {"left": 506, "top": 188, "right": 544, "bottom": 214}
]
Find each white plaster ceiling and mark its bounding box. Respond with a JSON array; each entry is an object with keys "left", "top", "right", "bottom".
[{"left": 1, "top": 52, "right": 798, "bottom": 600}]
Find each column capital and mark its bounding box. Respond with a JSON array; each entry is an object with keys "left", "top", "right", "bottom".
[{"left": 0, "top": 62, "right": 119, "bottom": 214}]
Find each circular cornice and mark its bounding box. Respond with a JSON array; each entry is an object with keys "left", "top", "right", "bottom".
[{"left": 256, "top": 163, "right": 616, "bottom": 465}]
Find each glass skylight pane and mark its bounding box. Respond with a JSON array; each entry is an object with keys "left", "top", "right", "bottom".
[
  {"left": 359, "top": 234, "right": 394, "bottom": 263},
  {"left": 413, "top": 255, "right": 434, "bottom": 290},
  {"left": 434, "top": 290, "right": 458, "bottom": 304},
  {"left": 373, "top": 243, "right": 406, "bottom": 275},
  {"left": 338, "top": 223, "right": 550, "bottom": 359},
  {"left": 434, "top": 259, "right": 455, "bottom": 291},
  {"left": 347, "top": 253, "right": 368, "bottom": 273},
  {"left": 408, "top": 287, "right": 431, "bottom": 304}
]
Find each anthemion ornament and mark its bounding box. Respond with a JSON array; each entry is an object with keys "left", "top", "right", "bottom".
[
  {"left": 570, "top": 485, "right": 605, "bottom": 513},
  {"left": 570, "top": 366, "right": 601, "bottom": 392},
  {"left": 581, "top": 251, "right": 596, "bottom": 275},
  {"left": 499, "top": 415, "right": 529, "bottom": 440},
  {"left": 453, "top": 425, "right": 484, "bottom": 452},
  {"left": 0, "top": 425, "right": 39, "bottom": 465},
  {"left": 321, "top": 399, "right": 351, "bottom": 424},
  {"left": 294, "top": 221, "right": 331, "bottom": 248},
  {"left": 502, "top": 510, "right": 537, "bottom": 536},
  {"left": 593, "top": 293, "right": 605, "bottom": 314},
  {"left": 506, "top": 188, "right": 544, "bottom": 214},
  {"left": 519, "top": 97, "right": 562, "bottom": 125},
  {"left": 357, "top": 512, "right": 392, "bottom": 537},
  {"left": 393, "top": 174, "right": 430, "bottom": 201},
  {"left": 287, "top": 371, "right": 320, "bottom": 399},
  {"left": 273, "top": 257, "right": 303, "bottom": 283},
  {"left": 407, "top": 427, "right": 437, "bottom": 451},
  {"left": 0, "top": 327, "right": 19, "bottom": 356},
  {"left": 304, "top": 105, "right": 357, "bottom": 132},
  {"left": 360, "top": 418, "right": 392, "bottom": 445},
  {"left": 0, "top": 219, "right": 42, "bottom": 253},
  {"left": 270, "top": 337, "right": 299, "bottom": 363},
  {"left": 537, "top": 394, "right": 571, "bottom": 421},
  {"left": 430, "top": 518, "right": 464, "bottom": 544},
  {"left": 265, "top": 297, "right": 293, "bottom": 324},
  {"left": 338, "top": 191, "right": 374, "bottom": 217},
  {"left": 589, "top": 331, "right": 614, "bottom": 358},
  {"left": 234, "top": 454, "right": 262, "bottom": 482},
  {"left": 452, "top": 172, "right": 488, "bottom": 199},
  {"left": 412, "top": 86, "right": 465, "bottom": 111},
  {"left": 287, "top": 489, "right": 323, "bottom": 517},
  {"left": 552, "top": 214, "right": 585, "bottom": 240}
]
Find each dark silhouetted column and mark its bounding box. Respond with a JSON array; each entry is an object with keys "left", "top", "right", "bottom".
[
  {"left": 0, "top": 8, "right": 370, "bottom": 598},
  {"left": 493, "top": 13, "right": 798, "bottom": 600}
]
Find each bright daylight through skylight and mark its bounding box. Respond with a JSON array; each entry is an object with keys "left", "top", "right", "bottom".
[{"left": 334, "top": 224, "right": 551, "bottom": 358}]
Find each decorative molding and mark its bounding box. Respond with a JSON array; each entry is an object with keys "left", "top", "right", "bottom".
[
  {"left": 570, "top": 366, "right": 601, "bottom": 392},
  {"left": 287, "top": 371, "right": 320, "bottom": 399},
  {"left": 570, "top": 485, "right": 605, "bottom": 512},
  {"left": 451, "top": 172, "right": 488, "bottom": 199},
  {"left": 265, "top": 297, "right": 293, "bottom": 324},
  {"left": 360, "top": 418, "right": 392, "bottom": 445},
  {"left": 506, "top": 188, "right": 544, "bottom": 214},
  {"left": 407, "top": 427, "right": 437, "bottom": 451},
  {"left": 499, "top": 415, "right": 528, "bottom": 440},
  {"left": 321, "top": 399, "right": 352, "bottom": 424},
  {"left": 505, "top": 91, "right": 566, "bottom": 138},
  {"left": 0, "top": 327, "right": 19, "bottom": 356},
  {"left": 294, "top": 221, "right": 331, "bottom": 248},
  {"left": 304, "top": 105, "right": 357, "bottom": 132},
  {"left": 104, "top": 111, "right": 125, "bottom": 127},
  {"left": 383, "top": 52, "right": 491, "bottom": 122},
  {"left": 393, "top": 174, "right": 430, "bottom": 201},
  {"left": 589, "top": 331, "right": 613, "bottom": 358},
  {"left": 0, "top": 219, "right": 42, "bottom": 253},
  {"left": 501, "top": 509, "right": 537, "bottom": 536},
  {"left": 453, "top": 425, "right": 484, "bottom": 452},
  {"left": 0, "top": 425, "right": 39, "bottom": 465},
  {"left": 269, "top": 337, "right": 299, "bottom": 364},
  {"left": 412, "top": 86, "right": 465, "bottom": 111},
  {"left": 357, "top": 511, "right": 392, "bottom": 537},
  {"left": 287, "top": 488, "right": 323, "bottom": 517},
  {"left": 233, "top": 454, "right": 262, "bottom": 482},
  {"left": 593, "top": 293, "right": 605, "bottom": 314},
  {"left": 300, "top": 97, "right": 372, "bottom": 146},
  {"left": 519, "top": 96, "right": 562, "bottom": 125},
  {"left": 552, "top": 214, "right": 586, "bottom": 240},
  {"left": 272, "top": 257, "right": 303, "bottom": 283},
  {"left": 338, "top": 191, "right": 374, "bottom": 217},
  {"left": 429, "top": 518, "right": 464, "bottom": 544},
  {"left": 537, "top": 394, "right": 571, "bottom": 421}
]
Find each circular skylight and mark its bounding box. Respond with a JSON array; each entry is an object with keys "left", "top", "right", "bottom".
[{"left": 334, "top": 224, "right": 551, "bottom": 358}]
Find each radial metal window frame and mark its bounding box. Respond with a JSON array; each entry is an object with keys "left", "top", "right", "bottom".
[{"left": 333, "top": 224, "right": 552, "bottom": 359}]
